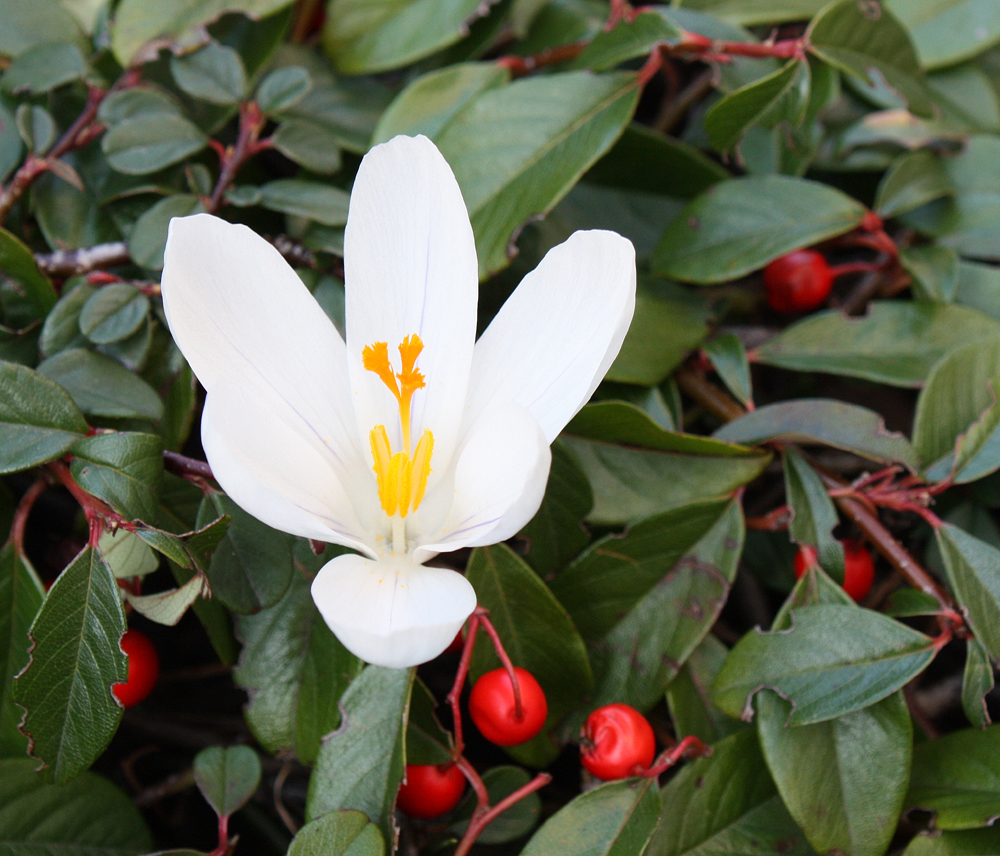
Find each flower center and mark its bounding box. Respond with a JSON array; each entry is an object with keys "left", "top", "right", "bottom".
[{"left": 362, "top": 335, "right": 434, "bottom": 521}]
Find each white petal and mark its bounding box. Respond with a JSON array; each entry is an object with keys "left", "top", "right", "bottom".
[
  {"left": 161, "top": 213, "right": 364, "bottom": 480},
  {"left": 466, "top": 230, "right": 636, "bottom": 442},
  {"left": 344, "top": 135, "right": 478, "bottom": 477},
  {"left": 414, "top": 404, "right": 551, "bottom": 562},
  {"left": 311, "top": 553, "right": 477, "bottom": 667},
  {"left": 202, "top": 383, "right": 376, "bottom": 556}
]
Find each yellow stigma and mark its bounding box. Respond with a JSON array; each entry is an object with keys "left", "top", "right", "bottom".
[{"left": 363, "top": 335, "right": 433, "bottom": 519}]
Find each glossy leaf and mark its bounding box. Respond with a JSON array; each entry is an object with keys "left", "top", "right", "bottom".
[
  {"left": 716, "top": 398, "right": 919, "bottom": 469},
  {"left": 0, "top": 544, "right": 43, "bottom": 757},
  {"left": 102, "top": 114, "right": 207, "bottom": 175},
  {"left": 901, "top": 244, "right": 961, "bottom": 304},
  {"left": 875, "top": 149, "right": 953, "bottom": 218},
  {"left": 78, "top": 284, "right": 149, "bottom": 345},
  {"left": 704, "top": 332, "right": 752, "bottom": 407},
  {"left": 520, "top": 777, "right": 660, "bottom": 856},
  {"left": 129, "top": 194, "right": 205, "bottom": 271},
  {"left": 963, "top": 637, "right": 993, "bottom": 730},
  {"left": 468, "top": 543, "right": 593, "bottom": 766},
  {"left": 0, "top": 757, "right": 152, "bottom": 853},
  {"left": 585, "top": 499, "right": 743, "bottom": 715},
  {"left": 756, "top": 690, "right": 912, "bottom": 856},
  {"left": 908, "top": 724, "right": 1000, "bottom": 829},
  {"left": 171, "top": 42, "right": 247, "bottom": 105},
  {"left": 70, "top": 431, "right": 164, "bottom": 521},
  {"left": 306, "top": 666, "right": 413, "bottom": 845},
  {"left": 0, "top": 360, "right": 88, "bottom": 474},
  {"left": 665, "top": 634, "right": 747, "bottom": 746},
  {"left": 258, "top": 179, "right": 350, "bottom": 226},
  {"left": 652, "top": 175, "right": 866, "bottom": 284},
  {"left": 886, "top": 0, "right": 1000, "bottom": 69},
  {"left": 783, "top": 447, "right": 844, "bottom": 580},
  {"left": 193, "top": 745, "right": 262, "bottom": 818},
  {"left": 13, "top": 547, "right": 127, "bottom": 783},
  {"left": 2, "top": 41, "right": 85, "bottom": 94},
  {"left": 37, "top": 349, "right": 164, "bottom": 421},
  {"left": 288, "top": 810, "right": 385, "bottom": 856},
  {"left": 756, "top": 301, "right": 1000, "bottom": 387},
  {"left": 903, "top": 828, "right": 1000, "bottom": 856},
  {"left": 271, "top": 120, "right": 343, "bottom": 174},
  {"left": 571, "top": 10, "right": 683, "bottom": 71},
  {"left": 551, "top": 498, "right": 730, "bottom": 641},
  {"left": 650, "top": 730, "right": 813, "bottom": 856},
  {"left": 713, "top": 604, "right": 938, "bottom": 725},
  {"left": 124, "top": 572, "right": 208, "bottom": 626},
  {"left": 0, "top": 227, "right": 57, "bottom": 315},
  {"left": 936, "top": 523, "right": 1000, "bottom": 665},
  {"left": 256, "top": 66, "right": 311, "bottom": 113}
]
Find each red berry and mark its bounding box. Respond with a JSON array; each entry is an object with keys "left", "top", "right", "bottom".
[
  {"left": 443, "top": 628, "right": 465, "bottom": 656},
  {"left": 396, "top": 763, "right": 466, "bottom": 819},
  {"left": 113, "top": 628, "right": 159, "bottom": 708},
  {"left": 468, "top": 667, "right": 547, "bottom": 747},
  {"left": 794, "top": 540, "right": 875, "bottom": 602},
  {"left": 580, "top": 704, "right": 656, "bottom": 780},
  {"left": 764, "top": 249, "right": 833, "bottom": 313}
]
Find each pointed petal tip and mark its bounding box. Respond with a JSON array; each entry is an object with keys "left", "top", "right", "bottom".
[{"left": 311, "top": 554, "right": 477, "bottom": 668}]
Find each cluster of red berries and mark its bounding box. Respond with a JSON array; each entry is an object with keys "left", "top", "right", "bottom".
[{"left": 794, "top": 539, "right": 875, "bottom": 602}]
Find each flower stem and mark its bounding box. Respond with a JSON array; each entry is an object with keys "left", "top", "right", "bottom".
[{"left": 452, "top": 768, "right": 551, "bottom": 856}]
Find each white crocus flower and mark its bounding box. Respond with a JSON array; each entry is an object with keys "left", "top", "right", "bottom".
[{"left": 161, "top": 134, "right": 635, "bottom": 668}]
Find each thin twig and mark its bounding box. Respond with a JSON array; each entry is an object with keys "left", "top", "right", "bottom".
[
  {"left": 452, "top": 771, "right": 551, "bottom": 856},
  {"left": 10, "top": 477, "right": 48, "bottom": 555}
]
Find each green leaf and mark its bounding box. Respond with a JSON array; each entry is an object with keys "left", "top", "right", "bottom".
[
  {"left": 586, "top": 499, "right": 743, "bottom": 716},
  {"left": 704, "top": 58, "right": 808, "bottom": 152},
  {"left": 16, "top": 104, "right": 55, "bottom": 154},
  {"left": 102, "top": 114, "right": 207, "bottom": 175},
  {"left": 270, "top": 120, "right": 343, "bottom": 174},
  {"left": 128, "top": 194, "right": 205, "bottom": 270},
  {"left": 885, "top": 0, "right": 1000, "bottom": 70},
  {"left": 520, "top": 777, "right": 660, "bottom": 856},
  {"left": 37, "top": 349, "right": 164, "bottom": 420},
  {"left": 0, "top": 360, "right": 88, "bottom": 474},
  {"left": 901, "top": 244, "right": 961, "bottom": 304},
  {"left": 712, "top": 604, "right": 938, "bottom": 725},
  {"left": 371, "top": 62, "right": 509, "bottom": 145},
  {"left": 468, "top": 543, "right": 593, "bottom": 766},
  {"left": 875, "top": 149, "right": 953, "bottom": 218},
  {"left": 98, "top": 85, "right": 184, "bottom": 125},
  {"left": 450, "top": 766, "right": 542, "bottom": 844},
  {"left": 78, "top": 284, "right": 150, "bottom": 345},
  {"left": 124, "top": 571, "right": 208, "bottom": 626},
  {"left": 715, "top": 398, "right": 919, "bottom": 469},
  {"left": 550, "top": 498, "right": 730, "bottom": 642},
  {"left": 405, "top": 677, "right": 451, "bottom": 765},
  {"left": 171, "top": 42, "right": 247, "bottom": 105},
  {"left": 193, "top": 745, "right": 262, "bottom": 817},
  {"left": 957, "top": 260, "right": 1000, "bottom": 322},
  {"left": 281, "top": 76, "right": 394, "bottom": 154},
  {"left": 756, "top": 690, "right": 911, "bottom": 856},
  {"left": 306, "top": 666, "right": 413, "bottom": 845},
  {"left": 783, "top": 448, "right": 844, "bottom": 580},
  {"left": 704, "top": 332, "right": 752, "bottom": 407},
  {"left": 914, "top": 337, "right": 1000, "bottom": 483},
  {"left": 198, "top": 493, "right": 294, "bottom": 613},
  {"left": 518, "top": 441, "right": 592, "bottom": 577},
  {"left": 605, "top": 281, "right": 710, "bottom": 385},
  {"left": 571, "top": 9, "right": 683, "bottom": 71},
  {"left": 111, "top": 0, "right": 295, "bottom": 65},
  {"left": 936, "top": 523, "right": 1000, "bottom": 665},
  {"left": 665, "top": 634, "right": 747, "bottom": 745},
  {"left": 0, "top": 757, "right": 152, "bottom": 854},
  {"left": 233, "top": 571, "right": 362, "bottom": 764},
  {"left": 436, "top": 70, "right": 640, "bottom": 278},
  {"left": 0, "top": 226, "right": 57, "bottom": 315},
  {"left": 651, "top": 175, "right": 866, "bottom": 284},
  {"left": 563, "top": 434, "right": 769, "bottom": 525},
  {"left": 649, "top": 730, "right": 813, "bottom": 856},
  {"left": 0, "top": 543, "right": 43, "bottom": 757},
  {"left": 40, "top": 282, "right": 92, "bottom": 358},
  {"left": 256, "top": 66, "right": 311, "bottom": 114},
  {"left": 0, "top": 0, "right": 88, "bottom": 57},
  {"left": 963, "top": 637, "right": 994, "bottom": 730},
  {"left": 908, "top": 724, "right": 1000, "bottom": 829},
  {"left": 806, "top": 0, "right": 934, "bottom": 117},
  {"left": 70, "top": 431, "right": 164, "bottom": 521},
  {"left": 288, "top": 810, "right": 385, "bottom": 856},
  {"left": 256, "top": 179, "right": 350, "bottom": 226},
  {"left": 755, "top": 301, "right": 1000, "bottom": 387},
  {"left": 321, "top": 0, "right": 484, "bottom": 74},
  {"left": 2, "top": 41, "right": 85, "bottom": 94},
  {"left": 903, "top": 828, "right": 1000, "bottom": 856},
  {"left": 13, "top": 547, "right": 127, "bottom": 783}
]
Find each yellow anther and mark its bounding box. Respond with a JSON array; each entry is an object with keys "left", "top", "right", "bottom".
[{"left": 364, "top": 334, "right": 434, "bottom": 522}]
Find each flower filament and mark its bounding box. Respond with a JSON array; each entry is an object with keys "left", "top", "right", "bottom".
[{"left": 363, "top": 336, "right": 434, "bottom": 550}]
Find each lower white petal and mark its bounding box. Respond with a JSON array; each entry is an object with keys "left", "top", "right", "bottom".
[
  {"left": 202, "top": 382, "right": 376, "bottom": 557},
  {"left": 414, "top": 403, "right": 551, "bottom": 563},
  {"left": 311, "top": 553, "right": 477, "bottom": 668}
]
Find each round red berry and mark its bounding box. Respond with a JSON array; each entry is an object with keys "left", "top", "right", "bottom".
[
  {"left": 113, "top": 628, "right": 159, "bottom": 708},
  {"left": 764, "top": 249, "right": 834, "bottom": 313},
  {"left": 468, "top": 667, "right": 547, "bottom": 747},
  {"left": 580, "top": 704, "right": 656, "bottom": 780},
  {"left": 794, "top": 540, "right": 875, "bottom": 602},
  {"left": 396, "top": 763, "right": 466, "bottom": 819}
]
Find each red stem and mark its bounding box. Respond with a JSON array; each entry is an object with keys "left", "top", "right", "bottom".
[
  {"left": 163, "top": 450, "right": 215, "bottom": 482},
  {"left": 641, "top": 735, "right": 711, "bottom": 778},
  {"left": 10, "top": 477, "right": 47, "bottom": 556},
  {"left": 210, "top": 812, "right": 230, "bottom": 856},
  {"left": 745, "top": 504, "right": 791, "bottom": 531},
  {"left": 48, "top": 459, "right": 125, "bottom": 545},
  {"left": 447, "top": 613, "right": 480, "bottom": 759},
  {"left": 206, "top": 101, "right": 269, "bottom": 213},
  {"left": 474, "top": 607, "right": 523, "bottom": 720},
  {"left": 452, "top": 769, "right": 551, "bottom": 856}
]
